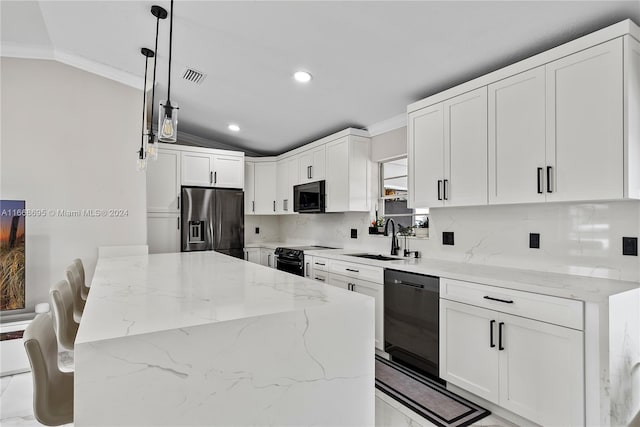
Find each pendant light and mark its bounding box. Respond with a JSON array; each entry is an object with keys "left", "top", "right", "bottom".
[
  {"left": 146, "top": 5, "right": 167, "bottom": 160},
  {"left": 158, "top": 0, "right": 178, "bottom": 143},
  {"left": 137, "top": 47, "right": 154, "bottom": 171}
]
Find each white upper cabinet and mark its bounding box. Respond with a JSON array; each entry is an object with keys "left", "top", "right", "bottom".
[
  {"left": 181, "top": 151, "right": 244, "bottom": 189},
  {"left": 408, "top": 87, "right": 487, "bottom": 208},
  {"left": 545, "top": 38, "right": 623, "bottom": 202},
  {"left": 488, "top": 67, "right": 546, "bottom": 204},
  {"left": 325, "top": 135, "right": 370, "bottom": 212},
  {"left": 299, "top": 146, "right": 326, "bottom": 184},
  {"left": 244, "top": 161, "right": 255, "bottom": 214},
  {"left": 181, "top": 152, "right": 214, "bottom": 187},
  {"left": 147, "top": 148, "right": 181, "bottom": 213},
  {"left": 408, "top": 103, "right": 444, "bottom": 208},
  {"left": 276, "top": 155, "right": 299, "bottom": 214},
  {"left": 410, "top": 24, "right": 639, "bottom": 207},
  {"left": 212, "top": 154, "right": 244, "bottom": 189},
  {"left": 253, "top": 161, "right": 277, "bottom": 215}
]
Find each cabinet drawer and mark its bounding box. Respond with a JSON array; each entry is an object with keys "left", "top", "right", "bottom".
[
  {"left": 328, "top": 260, "right": 383, "bottom": 284},
  {"left": 440, "top": 278, "right": 583, "bottom": 330},
  {"left": 312, "top": 257, "right": 329, "bottom": 272},
  {"left": 312, "top": 271, "right": 328, "bottom": 283}
]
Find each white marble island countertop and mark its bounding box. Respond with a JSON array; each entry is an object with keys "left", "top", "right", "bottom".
[
  {"left": 76, "top": 251, "right": 367, "bottom": 345},
  {"left": 75, "top": 251, "right": 374, "bottom": 426},
  {"left": 304, "top": 249, "right": 639, "bottom": 303}
]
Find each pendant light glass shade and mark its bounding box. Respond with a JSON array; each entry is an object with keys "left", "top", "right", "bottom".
[{"left": 158, "top": 100, "right": 178, "bottom": 142}]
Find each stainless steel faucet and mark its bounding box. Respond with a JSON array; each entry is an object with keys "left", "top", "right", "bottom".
[{"left": 384, "top": 218, "right": 400, "bottom": 256}]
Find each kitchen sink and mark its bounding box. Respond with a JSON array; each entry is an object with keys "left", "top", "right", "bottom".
[{"left": 346, "top": 253, "right": 401, "bottom": 261}]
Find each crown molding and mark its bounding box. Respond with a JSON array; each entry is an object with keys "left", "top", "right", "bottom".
[
  {"left": 1, "top": 42, "right": 144, "bottom": 89},
  {"left": 365, "top": 113, "right": 407, "bottom": 137}
]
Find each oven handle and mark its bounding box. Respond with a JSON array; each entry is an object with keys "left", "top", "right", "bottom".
[{"left": 276, "top": 258, "right": 303, "bottom": 267}]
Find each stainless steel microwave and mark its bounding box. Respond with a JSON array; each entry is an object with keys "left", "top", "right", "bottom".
[{"left": 293, "top": 180, "right": 326, "bottom": 213}]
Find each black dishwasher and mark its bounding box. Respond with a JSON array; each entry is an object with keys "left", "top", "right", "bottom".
[{"left": 384, "top": 269, "right": 440, "bottom": 380}]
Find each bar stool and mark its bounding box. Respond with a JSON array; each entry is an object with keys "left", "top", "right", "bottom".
[
  {"left": 72, "top": 258, "right": 90, "bottom": 300},
  {"left": 49, "top": 280, "right": 79, "bottom": 351},
  {"left": 64, "top": 266, "right": 85, "bottom": 322},
  {"left": 23, "top": 312, "right": 74, "bottom": 426}
]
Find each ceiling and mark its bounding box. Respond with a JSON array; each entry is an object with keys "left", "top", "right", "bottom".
[{"left": 2, "top": 1, "right": 640, "bottom": 156}]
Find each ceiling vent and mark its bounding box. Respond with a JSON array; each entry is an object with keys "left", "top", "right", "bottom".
[{"left": 182, "top": 68, "right": 206, "bottom": 85}]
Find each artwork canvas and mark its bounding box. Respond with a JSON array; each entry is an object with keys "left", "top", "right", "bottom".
[{"left": 0, "top": 200, "right": 26, "bottom": 311}]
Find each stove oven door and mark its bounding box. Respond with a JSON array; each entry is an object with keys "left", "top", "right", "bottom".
[{"left": 276, "top": 257, "right": 304, "bottom": 276}]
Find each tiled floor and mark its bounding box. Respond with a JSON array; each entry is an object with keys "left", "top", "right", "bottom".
[{"left": 2, "top": 370, "right": 512, "bottom": 427}]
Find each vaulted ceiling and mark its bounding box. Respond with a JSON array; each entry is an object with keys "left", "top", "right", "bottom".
[{"left": 2, "top": 1, "right": 639, "bottom": 155}]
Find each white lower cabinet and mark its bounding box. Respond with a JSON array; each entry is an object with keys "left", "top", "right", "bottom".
[
  {"left": 328, "top": 271, "right": 384, "bottom": 350},
  {"left": 147, "top": 213, "right": 180, "bottom": 254},
  {"left": 243, "top": 248, "right": 260, "bottom": 264},
  {"left": 260, "top": 248, "right": 276, "bottom": 268},
  {"left": 440, "top": 293, "right": 584, "bottom": 426}
]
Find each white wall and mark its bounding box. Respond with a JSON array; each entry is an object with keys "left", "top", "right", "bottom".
[
  {"left": 1, "top": 58, "right": 147, "bottom": 315},
  {"left": 371, "top": 126, "right": 406, "bottom": 162}
]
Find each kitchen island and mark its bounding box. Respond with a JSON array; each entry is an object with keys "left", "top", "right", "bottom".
[{"left": 74, "top": 251, "right": 374, "bottom": 426}]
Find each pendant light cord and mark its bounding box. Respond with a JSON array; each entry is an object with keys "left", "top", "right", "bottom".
[
  {"left": 150, "top": 12, "right": 161, "bottom": 138},
  {"left": 140, "top": 55, "right": 150, "bottom": 155},
  {"left": 167, "top": 0, "right": 174, "bottom": 103}
]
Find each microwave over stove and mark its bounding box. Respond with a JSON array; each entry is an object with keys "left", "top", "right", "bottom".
[{"left": 293, "top": 180, "right": 326, "bottom": 213}]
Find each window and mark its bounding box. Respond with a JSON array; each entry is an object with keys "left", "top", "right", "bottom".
[{"left": 378, "top": 157, "right": 428, "bottom": 233}]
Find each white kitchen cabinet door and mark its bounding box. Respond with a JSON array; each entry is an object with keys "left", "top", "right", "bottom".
[
  {"left": 244, "top": 161, "right": 255, "bottom": 215},
  {"left": 286, "top": 156, "right": 299, "bottom": 214},
  {"left": 545, "top": 38, "right": 623, "bottom": 202},
  {"left": 325, "top": 137, "right": 349, "bottom": 212},
  {"left": 439, "top": 299, "right": 500, "bottom": 404},
  {"left": 147, "top": 148, "right": 181, "bottom": 213},
  {"left": 488, "top": 67, "right": 546, "bottom": 204},
  {"left": 304, "top": 255, "right": 314, "bottom": 278},
  {"left": 260, "top": 248, "right": 275, "bottom": 268},
  {"left": 276, "top": 159, "right": 288, "bottom": 214},
  {"left": 299, "top": 146, "right": 326, "bottom": 184},
  {"left": 181, "top": 152, "right": 214, "bottom": 186},
  {"left": 408, "top": 103, "right": 444, "bottom": 208},
  {"left": 147, "top": 213, "right": 180, "bottom": 254},
  {"left": 327, "top": 273, "right": 351, "bottom": 291},
  {"left": 325, "top": 136, "right": 370, "bottom": 212},
  {"left": 444, "top": 87, "right": 488, "bottom": 206},
  {"left": 253, "top": 162, "right": 277, "bottom": 215},
  {"left": 498, "top": 312, "right": 584, "bottom": 427},
  {"left": 212, "top": 154, "right": 244, "bottom": 189},
  {"left": 243, "top": 248, "right": 260, "bottom": 264},
  {"left": 351, "top": 279, "right": 384, "bottom": 350}
]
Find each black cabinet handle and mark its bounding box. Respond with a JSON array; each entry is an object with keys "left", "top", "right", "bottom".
[
  {"left": 273, "top": 200, "right": 276, "bottom": 212},
  {"left": 345, "top": 268, "right": 359, "bottom": 273},
  {"left": 444, "top": 179, "right": 449, "bottom": 200},
  {"left": 177, "top": 196, "right": 180, "bottom": 210},
  {"left": 315, "top": 262, "right": 325, "bottom": 266},
  {"left": 214, "top": 171, "right": 217, "bottom": 184},
  {"left": 309, "top": 165, "right": 313, "bottom": 179},
  {"left": 537, "top": 168, "right": 543, "bottom": 194},
  {"left": 315, "top": 276, "right": 325, "bottom": 282},
  {"left": 490, "top": 320, "right": 496, "bottom": 348},
  {"left": 252, "top": 201, "right": 255, "bottom": 212},
  {"left": 498, "top": 322, "right": 505, "bottom": 351},
  {"left": 177, "top": 217, "right": 180, "bottom": 229},
  {"left": 437, "top": 180, "right": 443, "bottom": 200},
  {"left": 546, "top": 166, "right": 553, "bottom": 193},
  {"left": 210, "top": 171, "right": 213, "bottom": 184},
  {"left": 484, "top": 296, "right": 514, "bottom": 304}
]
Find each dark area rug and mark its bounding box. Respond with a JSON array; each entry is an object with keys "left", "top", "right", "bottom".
[{"left": 376, "top": 355, "right": 490, "bottom": 427}]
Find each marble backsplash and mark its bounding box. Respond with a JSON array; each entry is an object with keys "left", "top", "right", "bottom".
[{"left": 246, "top": 200, "right": 640, "bottom": 282}]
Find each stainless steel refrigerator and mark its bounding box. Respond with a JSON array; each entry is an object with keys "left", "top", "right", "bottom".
[{"left": 181, "top": 187, "right": 244, "bottom": 259}]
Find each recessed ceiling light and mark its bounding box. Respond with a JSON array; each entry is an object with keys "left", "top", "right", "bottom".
[
  {"left": 228, "top": 123, "right": 240, "bottom": 132},
  {"left": 293, "top": 71, "right": 312, "bottom": 83}
]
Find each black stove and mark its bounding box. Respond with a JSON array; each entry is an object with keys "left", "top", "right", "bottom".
[{"left": 274, "top": 246, "right": 335, "bottom": 276}]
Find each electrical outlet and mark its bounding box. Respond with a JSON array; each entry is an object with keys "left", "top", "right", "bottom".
[
  {"left": 255, "top": 227, "right": 260, "bottom": 234},
  {"left": 442, "top": 231, "right": 454, "bottom": 246},
  {"left": 351, "top": 228, "right": 357, "bottom": 239},
  {"left": 529, "top": 233, "right": 540, "bottom": 249},
  {"left": 622, "top": 237, "right": 637, "bottom": 256}
]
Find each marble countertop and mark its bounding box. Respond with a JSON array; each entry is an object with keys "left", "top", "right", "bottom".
[
  {"left": 76, "top": 251, "right": 368, "bottom": 345},
  {"left": 303, "top": 249, "right": 639, "bottom": 303}
]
